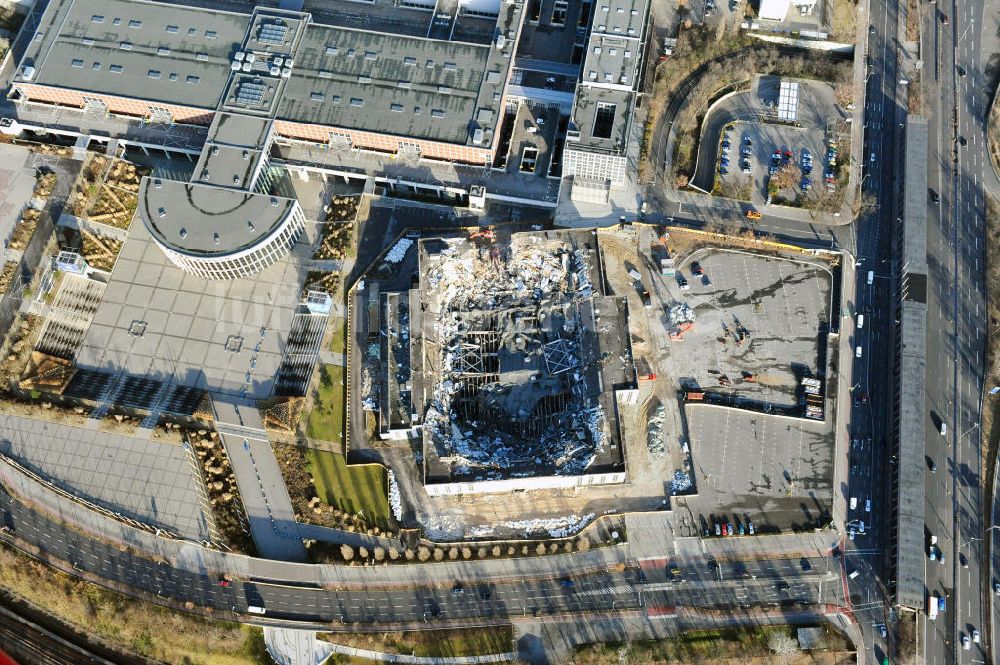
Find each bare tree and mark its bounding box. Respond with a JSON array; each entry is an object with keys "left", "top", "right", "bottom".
[
  {"left": 461, "top": 547, "right": 473, "bottom": 560},
  {"left": 448, "top": 547, "right": 459, "bottom": 560},
  {"left": 388, "top": 547, "right": 400, "bottom": 561},
  {"left": 373, "top": 547, "right": 386, "bottom": 562},
  {"left": 535, "top": 543, "right": 547, "bottom": 556},
  {"left": 417, "top": 546, "right": 431, "bottom": 562},
  {"left": 492, "top": 545, "right": 502, "bottom": 557},
  {"left": 767, "top": 631, "right": 800, "bottom": 657},
  {"left": 433, "top": 548, "right": 445, "bottom": 561},
  {"left": 340, "top": 544, "right": 355, "bottom": 562}
]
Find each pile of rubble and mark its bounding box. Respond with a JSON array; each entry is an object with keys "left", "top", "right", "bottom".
[
  {"left": 646, "top": 403, "right": 666, "bottom": 459},
  {"left": 388, "top": 470, "right": 402, "bottom": 522},
  {"left": 670, "top": 469, "right": 693, "bottom": 495},
  {"left": 423, "top": 235, "right": 607, "bottom": 479}
]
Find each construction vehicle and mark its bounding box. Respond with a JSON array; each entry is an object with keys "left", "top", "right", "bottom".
[
  {"left": 745, "top": 210, "right": 762, "bottom": 220},
  {"left": 468, "top": 226, "right": 502, "bottom": 269}
]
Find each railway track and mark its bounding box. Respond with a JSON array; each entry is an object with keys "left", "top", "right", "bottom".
[{"left": 0, "top": 601, "right": 152, "bottom": 665}]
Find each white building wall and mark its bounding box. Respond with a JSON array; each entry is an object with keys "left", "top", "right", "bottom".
[
  {"left": 758, "top": 0, "right": 791, "bottom": 20},
  {"left": 425, "top": 471, "right": 626, "bottom": 496},
  {"left": 564, "top": 149, "right": 628, "bottom": 186},
  {"left": 155, "top": 204, "right": 306, "bottom": 280}
]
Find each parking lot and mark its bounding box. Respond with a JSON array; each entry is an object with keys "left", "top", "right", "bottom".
[
  {"left": 665, "top": 249, "right": 833, "bottom": 408},
  {"left": 684, "top": 405, "right": 834, "bottom": 533},
  {"left": 696, "top": 77, "right": 847, "bottom": 209}
]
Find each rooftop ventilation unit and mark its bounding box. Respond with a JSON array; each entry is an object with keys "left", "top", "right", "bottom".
[
  {"left": 242, "top": 61, "right": 252, "bottom": 72},
  {"left": 269, "top": 65, "right": 280, "bottom": 76},
  {"left": 273, "top": 56, "right": 283, "bottom": 67},
  {"left": 179, "top": 227, "right": 187, "bottom": 238},
  {"left": 213, "top": 232, "right": 220, "bottom": 245},
  {"left": 495, "top": 33, "right": 506, "bottom": 49},
  {"left": 231, "top": 60, "right": 242, "bottom": 70},
  {"left": 21, "top": 65, "right": 35, "bottom": 80},
  {"left": 281, "top": 67, "right": 292, "bottom": 78},
  {"left": 245, "top": 52, "right": 256, "bottom": 63},
  {"left": 234, "top": 51, "right": 245, "bottom": 61}
]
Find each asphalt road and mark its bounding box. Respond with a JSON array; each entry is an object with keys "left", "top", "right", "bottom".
[
  {"left": 920, "top": 0, "right": 990, "bottom": 659},
  {"left": 0, "top": 479, "right": 849, "bottom": 631},
  {"left": 838, "top": 0, "right": 905, "bottom": 659}
]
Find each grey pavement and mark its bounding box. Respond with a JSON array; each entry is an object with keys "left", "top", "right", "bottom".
[
  {"left": 220, "top": 431, "right": 308, "bottom": 562},
  {"left": 316, "top": 638, "right": 514, "bottom": 664},
  {"left": 264, "top": 628, "right": 333, "bottom": 665},
  {"left": 317, "top": 350, "right": 346, "bottom": 367},
  {"left": 0, "top": 143, "right": 41, "bottom": 266},
  {"left": 0, "top": 413, "right": 212, "bottom": 542}
]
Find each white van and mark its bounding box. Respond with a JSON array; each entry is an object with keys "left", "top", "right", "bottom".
[
  {"left": 857, "top": 314, "right": 864, "bottom": 329},
  {"left": 867, "top": 270, "right": 874, "bottom": 285},
  {"left": 858, "top": 521, "right": 866, "bottom": 533},
  {"left": 856, "top": 346, "right": 863, "bottom": 358},
  {"left": 850, "top": 497, "right": 858, "bottom": 510},
  {"left": 849, "top": 570, "right": 860, "bottom": 580}
]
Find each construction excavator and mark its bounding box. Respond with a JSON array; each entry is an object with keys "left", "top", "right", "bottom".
[{"left": 469, "top": 225, "right": 503, "bottom": 269}]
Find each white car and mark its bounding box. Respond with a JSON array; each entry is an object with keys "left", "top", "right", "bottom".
[
  {"left": 870, "top": 152, "right": 876, "bottom": 162},
  {"left": 940, "top": 422, "right": 948, "bottom": 436},
  {"left": 848, "top": 528, "right": 856, "bottom": 540},
  {"left": 973, "top": 629, "right": 980, "bottom": 644},
  {"left": 962, "top": 635, "right": 970, "bottom": 650}
]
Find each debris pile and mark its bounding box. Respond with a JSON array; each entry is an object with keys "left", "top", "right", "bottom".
[
  {"left": 388, "top": 470, "right": 402, "bottom": 522},
  {"left": 385, "top": 237, "right": 414, "bottom": 264},
  {"left": 667, "top": 302, "right": 696, "bottom": 341},
  {"left": 670, "top": 469, "right": 693, "bottom": 494},
  {"left": 646, "top": 403, "right": 666, "bottom": 459},
  {"left": 420, "top": 233, "right": 619, "bottom": 482}
]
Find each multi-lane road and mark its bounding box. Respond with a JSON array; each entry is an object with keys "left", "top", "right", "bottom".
[
  {"left": 920, "top": 0, "right": 991, "bottom": 659},
  {"left": 0, "top": 478, "right": 851, "bottom": 634}
]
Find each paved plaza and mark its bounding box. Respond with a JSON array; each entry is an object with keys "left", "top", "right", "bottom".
[{"left": 0, "top": 413, "right": 211, "bottom": 541}]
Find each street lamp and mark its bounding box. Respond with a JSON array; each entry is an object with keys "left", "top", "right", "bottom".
[{"left": 960, "top": 423, "right": 980, "bottom": 440}]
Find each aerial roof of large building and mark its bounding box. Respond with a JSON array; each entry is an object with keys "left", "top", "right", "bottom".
[
  {"left": 20, "top": 0, "right": 248, "bottom": 109},
  {"left": 16, "top": 0, "right": 523, "bottom": 147}
]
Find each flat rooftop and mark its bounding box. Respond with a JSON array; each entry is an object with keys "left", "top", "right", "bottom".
[
  {"left": 569, "top": 86, "right": 632, "bottom": 152},
  {"left": 139, "top": 177, "right": 297, "bottom": 256},
  {"left": 19, "top": 0, "right": 250, "bottom": 109},
  {"left": 17, "top": 0, "right": 523, "bottom": 147}
]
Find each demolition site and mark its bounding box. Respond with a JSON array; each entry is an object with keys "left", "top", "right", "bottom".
[{"left": 364, "top": 229, "right": 632, "bottom": 496}]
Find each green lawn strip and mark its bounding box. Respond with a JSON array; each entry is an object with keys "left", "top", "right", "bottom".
[
  {"left": 306, "top": 364, "right": 345, "bottom": 443},
  {"left": 304, "top": 449, "right": 389, "bottom": 528},
  {"left": 572, "top": 625, "right": 849, "bottom": 663},
  {"left": 329, "top": 317, "right": 347, "bottom": 354},
  {"left": 320, "top": 626, "right": 513, "bottom": 660}
]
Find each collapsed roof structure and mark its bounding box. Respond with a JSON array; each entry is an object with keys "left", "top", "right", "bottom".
[{"left": 375, "top": 229, "right": 633, "bottom": 495}]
